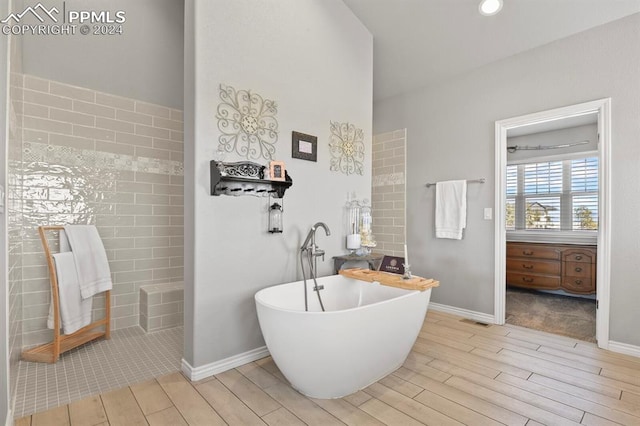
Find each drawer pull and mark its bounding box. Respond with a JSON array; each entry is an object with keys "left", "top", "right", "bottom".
[
  {"left": 575, "top": 255, "right": 583, "bottom": 260},
  {"left": 574, "top": 279, "right": 582, "bottom": 285},
  {"left": 522, "top": 264, "right": 534, "bottom": 270},
  {"left": 522, "top": 277, "right": 534, "bottom": 283},
  {"left": 575, "top": 267, "right": 582, "bottom": 273},
  {"left": 522, "top": 250, "right": 534, "bottom": 256}
]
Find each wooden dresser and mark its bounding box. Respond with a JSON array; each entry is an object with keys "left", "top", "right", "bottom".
[{"left": 506, "top": 242, "right": 596, "bottom": 295}]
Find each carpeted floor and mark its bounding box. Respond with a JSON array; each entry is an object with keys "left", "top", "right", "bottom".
[{"left": 506, "top": 287, "right": 596, "bottom": 343}]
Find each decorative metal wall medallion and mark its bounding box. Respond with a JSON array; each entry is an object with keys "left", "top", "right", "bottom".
[
  {"left": 329, "top": 121, "right": 365, "bottom": 175},
  {"left": 216, "top": 84, "right": 279, "bottom": 161}
]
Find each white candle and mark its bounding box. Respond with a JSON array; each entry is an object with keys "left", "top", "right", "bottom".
[{"left": 404, "top": 244, "right": 409, "bottom": 265}]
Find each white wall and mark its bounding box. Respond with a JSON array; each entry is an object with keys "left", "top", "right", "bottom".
[
  {"left": 184, "top": 0, "right": 372, "bottom": 368},
  {"left": 373, "top": 14, "right": 640, "bottom": 346},
  {"left": 21, "top": 0, "right": 184, "bottom": 109}
]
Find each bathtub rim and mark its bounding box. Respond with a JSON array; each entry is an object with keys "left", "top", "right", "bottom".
[{"left": 254, "top": 275, "right": 424, "bottom": 315}]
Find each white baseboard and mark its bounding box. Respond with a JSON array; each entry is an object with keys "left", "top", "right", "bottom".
[
  {"left": 608, "top": 340, "right": 640, "bottom": 358},
  {"left": 428, "top": 302, "right": 495, "bottom": 325},
  {"left": 181, "top": 346, "right": 270, "bottom": 382}
]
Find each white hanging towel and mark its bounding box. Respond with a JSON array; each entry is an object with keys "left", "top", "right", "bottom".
[
  {"left": 64, "top": 225, "right": 113, "bottom": 299},
  {"left": 47, "top": 252, "right": 93, "bottom": 334},
  {"left": 435, "top": 180, "right": 467, "bottom": 240},
  {"left": 59, "top": 229, "right": 71, "bottom": 252}
]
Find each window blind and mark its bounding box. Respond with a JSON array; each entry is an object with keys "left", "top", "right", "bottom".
[{"left": 507, "top": 156, "right": 598, "bottom": 231}]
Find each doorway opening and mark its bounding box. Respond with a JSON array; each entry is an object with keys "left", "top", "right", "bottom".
[{"left": 494, "top": 99, "right": 611, "bottom": 348}]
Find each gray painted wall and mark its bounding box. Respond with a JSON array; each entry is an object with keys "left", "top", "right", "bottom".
[
  {"left": 185, "top": 0, "right": 372, "bottom": 368},
  {"left": 183, "top": 0, "right": 195, "bottom": 365},
  {"left": 373, "top": 14, "right": 640, "bottom": 346},
  {"left": 21, "top": 0, "right": 184, "bottom": 109},
  {"left": 507, "top": 124, "right": 598, "bottom": 162}
]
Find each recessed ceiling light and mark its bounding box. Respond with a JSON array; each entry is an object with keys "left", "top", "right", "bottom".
[{"left": 479, "top": 0, "right": 503, "bottom": 16}]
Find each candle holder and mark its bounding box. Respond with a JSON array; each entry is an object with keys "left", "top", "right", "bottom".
[{"left": 402, "top": 263, "right": 412, "bottom": 280}]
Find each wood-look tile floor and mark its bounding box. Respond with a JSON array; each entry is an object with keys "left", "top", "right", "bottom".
[{"left": 16, "top": 310, "right": 640, "bottom": 425}]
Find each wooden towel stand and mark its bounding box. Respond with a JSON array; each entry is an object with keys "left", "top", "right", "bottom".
[{"left": 21, "top": 225, "right": 111, "bottom": 363}]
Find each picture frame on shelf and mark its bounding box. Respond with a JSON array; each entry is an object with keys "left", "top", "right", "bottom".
[
  {"left": 291, "top": 131, "right": 317, "bottom": 162},
  {"left": 269, "top": 161, "right": 286, "bottom": 181}
]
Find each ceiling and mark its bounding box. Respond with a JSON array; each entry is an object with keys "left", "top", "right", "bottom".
[{"left": 343, "top": 0, "right": 640, "bottom": 102}]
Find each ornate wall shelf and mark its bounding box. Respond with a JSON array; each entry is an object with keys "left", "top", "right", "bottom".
[{"left": 210, "top": 161, "right": 293, "bottom": 197}]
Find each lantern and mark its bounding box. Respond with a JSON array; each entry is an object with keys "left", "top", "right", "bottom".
[{"left": 268, "top": 201, "right": 283, "bottom": 233}]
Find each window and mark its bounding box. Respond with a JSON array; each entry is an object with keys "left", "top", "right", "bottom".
[{"left": 506, "top": 156, "right": 598, "bottom": 231}]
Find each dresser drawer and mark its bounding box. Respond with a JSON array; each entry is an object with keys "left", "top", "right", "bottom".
[
  {"left": 506, "top": 259, "right": 561, "bottom": 275},
  {"left": 564, "top": 262, "right": 591, "bottom": 278},
  {"left": 562, "top": 276, "right": 596, "bottom": 294},
  {"left": 506, "top": 242, "right": 596, "bottom": 293},
  {"left": 563, "top": 249, "right": 596, "bottom": 264},
  {"left": 507, "top": 272, "right": 561, "bottom": 290},
  {"left": 506, "top": 244, "right": 561, "bottom": 261}
]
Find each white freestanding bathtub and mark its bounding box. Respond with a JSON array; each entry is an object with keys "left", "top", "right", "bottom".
[{"left": 255, "top": 274, "right": 431, "bottom": 399}]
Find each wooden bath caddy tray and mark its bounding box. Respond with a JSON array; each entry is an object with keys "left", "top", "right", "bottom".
[{"left": 339, "top": 268, "right": 439, "bottom": 291}]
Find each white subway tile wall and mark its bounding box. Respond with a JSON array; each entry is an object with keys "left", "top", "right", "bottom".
[
  {"left": 9, "top": 72, "right": 25, "bottom": 399},
  {"left": 372, "top": 129, "right": 406, "bottom": 256},
  {"left": 8, "top": 74, "right": 184, "bottom": 349}
]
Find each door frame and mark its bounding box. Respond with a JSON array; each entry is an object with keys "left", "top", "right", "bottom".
[{"left": 493, "top": 98, "right": 611, "bottom": 348}]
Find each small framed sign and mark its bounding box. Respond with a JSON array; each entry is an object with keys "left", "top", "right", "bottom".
[
  {"left": 269, "top": 161, "right": 286, "bottom": 181},
  {"left": 292, "top": 131, "right": 317, "bottom": 162},
  {"left": 378, "top": 255, "right": 405, "bottom": 275}
]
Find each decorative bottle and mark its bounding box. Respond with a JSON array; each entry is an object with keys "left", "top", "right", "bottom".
[
  {"left": 345, "top": 193, "right": 361, "bottom": 252},
  {"left": 359, "top": 199, "right": 376, "bottom": 254}
]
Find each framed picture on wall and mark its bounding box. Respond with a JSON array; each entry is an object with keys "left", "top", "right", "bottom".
[
  {"left": 269, "top": 161, "right": 286, "bottom": 181},
  {"left": 291, "top": 131, "right": 317, "bottom": 162}
]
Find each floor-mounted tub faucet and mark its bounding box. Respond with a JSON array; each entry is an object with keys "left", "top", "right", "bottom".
[{"left": 301, "top": 222, "right": 331, "bottom": 311}]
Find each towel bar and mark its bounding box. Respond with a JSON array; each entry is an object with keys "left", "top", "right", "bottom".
[
  {"left": 21, "top": 226, "right": 111, "bottom": 363},
  {"left": 425, "top": 178, "right": 485, "bottom": 188}
]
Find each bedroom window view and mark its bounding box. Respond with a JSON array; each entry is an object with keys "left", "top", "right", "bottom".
[{"left": 506, "top": 157, "right": 598, "bottom": 231}]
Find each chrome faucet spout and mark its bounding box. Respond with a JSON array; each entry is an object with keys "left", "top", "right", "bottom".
[
  {"left": 315, "top": 222, "right": 331, "bottom": 237},
  {"left": 301, "top": 222, "right": 331, "bottom": 250}
]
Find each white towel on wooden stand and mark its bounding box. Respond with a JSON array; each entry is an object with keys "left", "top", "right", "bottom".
[
  {"left": 47, "top": 252, "right": 93, "bottom": 334},
  {"left": 64, "top": 225, "right": 113, "bottom": 299}
]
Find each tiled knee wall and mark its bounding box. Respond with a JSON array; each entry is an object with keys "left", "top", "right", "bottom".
[
  {"left": 372, "top": 129, "right": 406, "bottom": 256},
  {"left": 140, "top": 283, "right": 184, "bottom": 332},
  {"left": 8, "top": 73, "right": 184, "bottom": 346}
]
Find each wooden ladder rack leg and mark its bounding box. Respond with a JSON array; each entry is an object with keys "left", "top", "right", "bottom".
[{"left": 21, "top": 226, "right": 111, "bottom": 363}]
